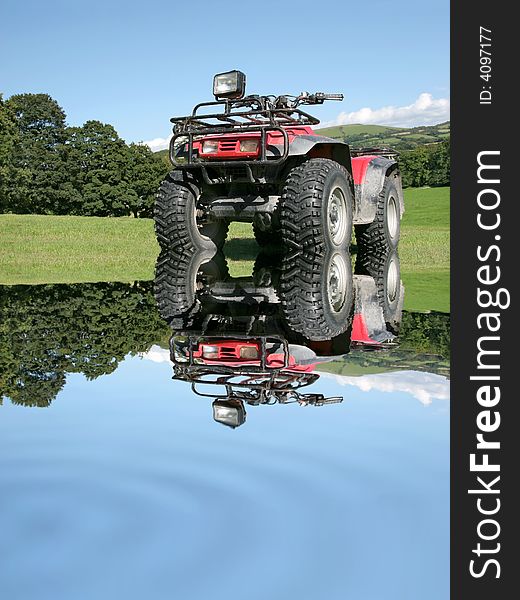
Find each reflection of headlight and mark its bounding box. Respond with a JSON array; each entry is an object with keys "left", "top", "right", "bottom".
[
  {"left": 202, "top": 140, "right": 219, "bottom": 154},
  {"left": 202, "top": 345, "right": 219, "bottom": 359},
  {"left": 239, "top": 140, "right": 259, "bottom": 153},
  {"left": 239, "top": 346, "right": 259, "bottom": 359},
  {"left": 212, "top": 400, "right": 246, "bottom": 429}
]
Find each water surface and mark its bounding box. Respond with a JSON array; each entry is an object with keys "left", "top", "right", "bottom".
[{"left": 0, "top": 277, "right": 449, "bottom": 600}]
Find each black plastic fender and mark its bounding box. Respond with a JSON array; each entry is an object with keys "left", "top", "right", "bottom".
[{"left": 273, "top": 134, "right": 353, "bottom": 175}]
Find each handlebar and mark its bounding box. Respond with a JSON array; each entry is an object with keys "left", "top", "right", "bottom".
[{"left": 297, "top": 92, "right": 344, "bottom": 105}]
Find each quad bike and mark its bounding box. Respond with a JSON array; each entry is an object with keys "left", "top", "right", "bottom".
[{"left": 154, "top": 70, "right": 404, "bottom": 255}]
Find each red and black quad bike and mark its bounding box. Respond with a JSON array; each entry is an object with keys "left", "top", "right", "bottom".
[{"left": 154, "top": 70, "right": 404, "bottom": 255}]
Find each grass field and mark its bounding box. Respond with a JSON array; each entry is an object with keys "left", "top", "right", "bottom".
[
  {"left": 0, "top": 215, "right": 159, "bottom": 284},
  {"left": 0, "top": 186, "right": 449, "bottom": 312}
]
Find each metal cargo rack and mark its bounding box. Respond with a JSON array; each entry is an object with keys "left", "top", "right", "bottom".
[{"left": 169, "top": 96, "right": 320, "bottom": 170}]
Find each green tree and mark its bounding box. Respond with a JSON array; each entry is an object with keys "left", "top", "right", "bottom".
[
  {"left": 124, "top": 143, "right": 166, "bottom": 217},
  {"left": 0, "top": 94, "right": 18, "bottom": 212},
  {"left": 65, "top": 120, "right": 138, "bottom": 216},
  {"left": 399, "top": 139, "right": 450, "bottom": 188},
  {"left": 4, "top": 93, "right": 69, "bottom": 213},
  {"left": 0, "top": 281, "right": 170, "bottom": 407}
]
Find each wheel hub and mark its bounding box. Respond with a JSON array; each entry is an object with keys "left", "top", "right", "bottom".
[
  {"left": 386, "top": 256, "right": 399, "bottom": 303},
  {"left": 328, "top": 187, "right": 349, "bottom": 246},
  {"left": 327, "top": 253, "right": 349, "bottom": 312},
  {"left": 387, "top": 195, "right": 399, "bottom": 240}
]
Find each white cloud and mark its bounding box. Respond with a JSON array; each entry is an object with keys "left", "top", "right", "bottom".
[
  {"left": 140, "top": 345, "right": 172, "bottom": 363},
  {"left": 324, "top": 93, "right": 450, "bottom": 128},
  {"left": 322, "top": 370, "right": 449, "bottom": 406},
  {"left": 141, "top": 134, "right": 172, "bottom": 152}
]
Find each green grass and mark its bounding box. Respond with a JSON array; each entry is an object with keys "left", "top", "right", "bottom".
[
  {"left": 399, "top": 186, "right": 449, "bottom": 312},
  {"left": 0, "top": 186, "right": 449, "bottom": 312},
  {"left": 0, "top": 214, "right": 159, "bottom": 284}
]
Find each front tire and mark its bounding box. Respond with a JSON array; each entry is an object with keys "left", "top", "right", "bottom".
[
  {"left": 279, "top": 249, "right": 354, "bottom": 341},
  {"left": 154, "top": 248, "right": 229, "bottom": 329},
  {"left": 280, "top": 158, "right": 354, "bottom": 252},
  {"left": 154, "top": 172, "right": 229, "bottom": 251}
]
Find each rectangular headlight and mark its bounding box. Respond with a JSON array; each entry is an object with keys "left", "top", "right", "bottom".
[
  {"left": 212, "top": 400, "right": 246, "bottom": 429},
  {"left": 239, "top": 345, "right": 259, "bottom": 359},
  {"left": 213, "top": 70, "right": 246, "bottom": 99},
  {"left": 239, "top": 140, "right": 259, "bottom": 153},
  {"left": 202, "top": 345, "right": 220, "bottom": 358},
  {"left": 202, "top": 140, "right": 219, "bottom": 154}
]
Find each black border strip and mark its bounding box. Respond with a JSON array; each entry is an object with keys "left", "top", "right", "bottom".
[{"left": 451, "top": 2, "right": 515, "bottom": 597}]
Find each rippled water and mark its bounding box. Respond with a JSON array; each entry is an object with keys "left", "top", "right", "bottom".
[
  {"left": 0, "top": 271, "right": 449, "bottom": 599},
  {"left": 1, "top": 353, "right": 448, "bottom": 600}
]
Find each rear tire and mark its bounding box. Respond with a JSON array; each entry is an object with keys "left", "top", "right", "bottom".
[
  {"left": 356, "top": 248, "right": 404, "bottom": 334},
  {"left": 355, "top": 172, "right": 402, "bottom": 254},
  {"left": 279, "top": 249, "right": 354, "bottom": 341},
  {"left": 154, "top": 172, "right": 229, "bottom": 251},
  {"left": 280, "top": 158, "right": 353, "bottom": 252}
]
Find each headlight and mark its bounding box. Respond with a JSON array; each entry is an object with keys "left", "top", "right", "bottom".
[
  {"left": 213, "top": 70, "right": 246, "bottom": 99},
  {"left": 201, "top": 140, "right": 219, "bottom": 154},
  {"left": 239, "top": 345, "right": 259, "bottom": 359},
  {"left": 212, "top": 400, "right": 247, "bottom": 429},
  {"left": 201, "top": 345, "right": 219, "bottom": 359},
  {"left": 239, "top": 140, "right": 259, "bottom": 153}
]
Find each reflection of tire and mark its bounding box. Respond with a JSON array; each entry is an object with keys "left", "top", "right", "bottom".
[
  {"left": 253, "top": 222, "right": 282, "bottom": 248},
  {"left": 154, "top": 172, "right": 229, "bottom": 251},
  {"left": 280, "top": 158, "right": 353, "bottom": 251},
  {"left": 252, "top": 250, "right": 283, "bottom": 288},
  {"left": 355, "top": 171, "right": 401, "bottom": 254},
  {"left": 279, "top": 249, "right": 354, "bottom": 341},
  {"left": 357, "top": 249, "right": 404, "bottom": 334},
  {"left": 154, "top": 249, "right": 228, "bottom": 328}
]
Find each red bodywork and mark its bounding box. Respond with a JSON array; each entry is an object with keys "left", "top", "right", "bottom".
[
  {"left": 193, "top": 340, "right": 315, "bottom": 372},
  {"left": 196, "top": 127, "right": 376, "bottom": 185},
  {"left": 351, "top": 313, "right": 381, "bottom": 346},
  {"left": 193, "top": 317, "right": 381, "bottom": 372},
  {"left": 351, "top": 155, "right": 378, "bottom": 185},
  {"left": 196, "top": 127, "right": 314, "bottom": 160}
]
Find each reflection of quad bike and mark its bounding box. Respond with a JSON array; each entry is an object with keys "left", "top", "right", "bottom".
[
  {"left": 170, "top": 334, "right": 343, "bottom": 429},
  {"left": 155, "top": 247, "right": 404, "bottom": 348},
  {"left": 155, "top": 246, "right": 404, "bottom": 427},
  {"left": 154, "top": 70, "right": 404, "bottom": 255}
]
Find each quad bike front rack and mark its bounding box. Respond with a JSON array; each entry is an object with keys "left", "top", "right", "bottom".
[
  {"left": 169, "top": 96, "right": 319, "bottom": 170},
  {"left": 169, "top": 333, "right": 342, "bottom": 406}
]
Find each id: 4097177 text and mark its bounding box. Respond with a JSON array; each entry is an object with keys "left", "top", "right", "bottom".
[{"left": 480, "top": 26, "right": 492, "bottom": 105}]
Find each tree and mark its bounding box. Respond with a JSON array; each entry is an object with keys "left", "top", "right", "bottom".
[
  {"left": 0, "top": 94, "right": 19, "bottom": 212},
  {"left": 65, "top": 120, "right": 138, "bottom": 216},
  {"left": 124, "top": 143, "right": 166, "bottom": 217},
  {"left": 399, "top": 139, "right": 450, "bottom": 188},
  {"left": 0, "top": 281, "right": 170, "bottom": 407},
  {"left": 4, "top": 93, "right": 69, "bottom": 213}
]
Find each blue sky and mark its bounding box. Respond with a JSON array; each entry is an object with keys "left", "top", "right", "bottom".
[{"left": 1, "top": 0, "right": 449, "bottom": 148}]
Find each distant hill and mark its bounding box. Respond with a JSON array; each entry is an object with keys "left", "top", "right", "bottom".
[
  {"left": 154, "top": 148, "right": 170, "bottom": 166},
  {"left": 154, "top": 121, "right": 450, "bottom": 158},
  {"left": 316, "top": 121, "right": 450, "bottom": 151}
]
